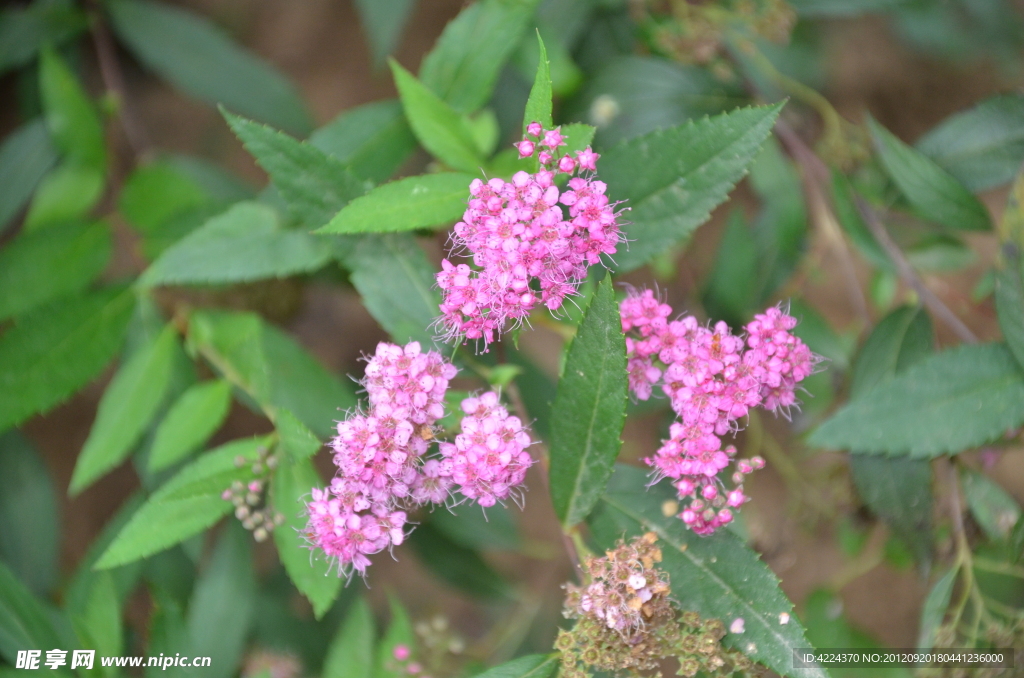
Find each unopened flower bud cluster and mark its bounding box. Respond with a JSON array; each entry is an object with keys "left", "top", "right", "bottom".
[
  {"left": 620, "top": 292, "right": 819, "bottom": 534},
  {"left": 221, "top": 444, "right": 283, "bottom": 542}
]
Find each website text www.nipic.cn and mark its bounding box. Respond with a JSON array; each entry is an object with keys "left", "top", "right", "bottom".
[{"left": 15, "top": 650, "right": 212, "bottom": 670}]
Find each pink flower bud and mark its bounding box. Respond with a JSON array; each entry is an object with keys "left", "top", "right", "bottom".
[
  {"left": 515, "top": 140, "right": 535, "bottom": 158},
  {"left": 526, "top": 121, "right": 543, "bottom": 137}
]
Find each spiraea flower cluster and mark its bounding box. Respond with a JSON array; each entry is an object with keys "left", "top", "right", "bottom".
[
  {"left": 436, "top": 122, "right": 623, "bottom": 347},
  {"left": 221, "top": 443, "right": 283, "bottom": 542},
  {"left": 557, "top": 533, "right": 758, "bottom": 678},
  {"left": 620, "top": 291, "right": 819, "bottom": 535},
  {"left": 302, "top": 341, "right": 533, "bottom": 577}
]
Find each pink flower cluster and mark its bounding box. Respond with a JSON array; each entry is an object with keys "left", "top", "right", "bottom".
[
  {"left": 436, "top": 122, "right": 623, "bottom": 347},
  {"left": 620, "top": 291, "right": 819, "bottom": 535},
  {"left": 303, "top": 341, "right": 533, "bottom": 577}
]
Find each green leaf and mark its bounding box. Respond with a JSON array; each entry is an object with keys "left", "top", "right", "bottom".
[
  {"left": 149, "top": 380, "right": 232, "bottom": 473},
  {"left": 119, "top": 161, "right": 211, "bottom": 233},
  {"left": 0, "top": 432, "right": 59, "bottom": 597},
  {"left": 810, "top": 343, "right": 1024, "bottom": 456},
  {"left": 187, "top": 523, "right": 255, "bottom": 678},
  {"left": 107, "top": 0, "right": 311, "bottom": 135},
  {"left": 849, "top": 305, "right": 934, "bottom": 398},
  {"left": 703, "top": 210, "right": 759, "bottom": 326},
  {"left": 310, "top": 100, "right": 417, "bottom": 184},
  {"left": 962, "top": 470, "right": 1021, "bottom": 541},
  {"left": 409, "top": 523, "right": 512, "bottom": 599},
  {"left": 548, "top": 275, "right": 627, "bottom": 528},
  {"left": 559, "top": 122, "right": 596, "bottom": 158},
  {"left": 788, "top": 0, "right": 910, "bottom": 16},
  {"left": 0, "top": 220, "right": 110, "bottom": 321},
  {"left": 469, "top": 655, "right": 558, "bottom": 678},
  {"left": 140, "top": 201, "right": 332, "bottom": 288},
  {"left": 589, "top": 465, "right": 830, "bottom": 678},
  {"left": 341, "top": 234, "right": 442, "bottom": 348},
  {"left": 166, "top": 155, "right": 256, "bottom": 203},
  {"left": 390, "top": 61, "right": 483, "bottom": 173},
  {"left": 419, "top": 0, "right": 538, "bottom": 114},
  {"left": 917, "top": 568, "right": 956, "bottom": 650},
  {"left": 39, "top": 46, "right": 105, "bottom": 169},
  {"left": 71, "top": 571, "right": 122, "bottom": 668},
  {"left": 997, "top": 256, "right": 1024, "bottom": 373},
  {"left": 353, "top": 0, "right": 416, "bottom": 65},
  {"left": 0, "top": 288, "right": 134, "bottom": 433},
  {"left": 916, "top": 94, "right": 1024, "bottom": 192},
  {"left": 523, "top": 34, "right": 553, "bottom": 133},
  {"left": 22, "top": 161, "right": 105, "bottom": 231},
  {"left": 96, "top": 437, "right": 269, "bottom": 568},
  {"left": 867, "top": 116, "right": 990, "bottom": 232},
  {"left": 70, "top": 325, "right": 179, "bottom": 495},
  {"left": 276, "top": 409, "right": 322, "bottom": 461},
  {"left": 0, "top": 120, "right": 58, "bottom": 233},
  {"left": 320, "top": 172, "right": 472, "bottom": 235},
  {"left": 0, "top": 560, "right": 66, "bottom": 675},
  {"left": 323, "top": 597, "right": 375, "bottom": 678},
  {"left": 430, "top": 504, "right": 521, "bottom": 551},
  {"left": 601, "top": 103, "right": 783, "bottom": 272},
  {"left": 831, "top": 170, "right": 891, "bottom": 271},
  {"left": 271, "top": 454, "right": 341, "bottom": 617},
  {"left": 224, "top": 112, "right": 369, "bottom": 228},
  {"left": 375, "top": 596, "right": 414, "bottom": 678},
  {"left": 0, "top": 2, "right": 86, "bottom": 75}
]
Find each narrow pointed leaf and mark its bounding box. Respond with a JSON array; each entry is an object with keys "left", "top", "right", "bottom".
[
  {"left": 149, "top": 380, "right": 232, "bottom": 472},
  {"left": 323, "top": 597, "right": 375, "bottom": 678},
  {"left": 276, "top": 409, "right": 322, "bottom": 461},
  {"left": 962, "top": 469, "right": 1021, "bottom": 541},
  {"left": 39, "top": 46, "right": 105, "bottom": 169},
  {"left": 0, "top": 120, "right": 58, "bottom": 233},
  {"left": 549, "top": 275, "right": 627, "bottom": 527},
  {"left": 0, "top": 560, "right": 67, "bottom": 675},
  {"left": 353, "top": 0, "right": 415, "bottom": 66},
  {"left": 917, "top": 567, "right": 956, "bottom": 650},
  {"left": 318, "top": 172, "right": 473, "bottom": 234},
  {"left": 375, "top": 596, "right": 414, "bottom": 678},
  {"left": 523, "top": 34, "right": 552, "bottom": 133},
  {"left": 310, "top": 100, "right": 417, "bottom": 184}
]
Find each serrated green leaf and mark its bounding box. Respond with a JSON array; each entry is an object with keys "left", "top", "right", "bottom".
[
  {"left": 850, "top": 305, "right": 934, "bottom": 398},
  {"left": 119, "top": 161, "right": 211, "bottom": 233},
  {"left": 0, "top": 119, "right": 58, "bottom": 234},
  {"left": 276, "top": 409, "right": 321, "bottom": 461},
  {"left": 375, "top": 596, "right": 414, "bottom": 678},
  {"left": 149, "top": 380, "right": 232, "bottom": 473},
  {"left": 602, "top": 103, "right": 783, "bottom": 272},
  {"left": 70, "top": 325, "right": 178, "bottom": 495},
  {"left": 95, "top": 437, "right": 268, "bottom": 568},
  {"left": 549, "top": 275, "right": 627, "bottom": 528},
  {"left": 589, "top": 465, "right": 830, "bottom": 678},
  {"left": 0, "top": 560, "right": 68, "bottom": 677},
  {"left": 353, "top": 0, "right": 416, "bottom": 66},
  {"left": 223, "top": 111, "right": 369, "bottom": 229},
  {"left": 107, "top": 0, "right": 312, "bottom": 135},
  {"left": 21, "top": 161, "right": 105, "bottom": 231},
  {"left": 430, "top": 504, "right": 521, "bottom": 551},
  {"left": 916, "top": 94, "right": 1024, "bottom": 192},
  {"left": 0, "top": 220, "right": 110, "bottom": 321},
  {"left": 323, "top": 596, "right": 375, "bottom": 678},
  {"left": 140, "top": 202, "right": 332, "bottom": 288},
  {"left": 341, "top": 234, "right": 442, "bottom": 349},
  {"left": 0, "top": 2, "right": 86, "bottom": 75},
  {"left": 419, "top": 0, "right": 538, "bottom": 114},
  {"left": 0, "top": 288, "right": 133, "bottom": 432},
  {"left": 962, "top": 470, "right": 1021, "bottom": 541},
  {"left": 39, "top": 46, "right": 105, "bottom": 170},
  {"left": 0, "top": 432, "right": 59, "bottom": 597},
  {"left": 272, "top": 454, "right": 341, "bottom": 617},
  {"left": 523, "top": 34, "right": 552, "bottom": 133},
  {"left": 997, "top": 257, "right": 1024, "bottom": 373},
  {"left": 390, "top": 61, "right": 483, "bottom": 173},
  {"left": 71, "top": 571, "right": 122, "bottom": 671},
  {"left": 469, "top": 655, "right": 558, "bottom": 678},
  {"left": 409, "top": 524, "right": 512, "bottom": 599},
  {"left": 319, "top": 172, "right": 473, "bottom": 235},
  {"left": 867, "top": 116, "right": 990, "bottom": 232},
  {"left": 310, "top": 100, "right": 417, "bottom": 184},
  {"left": 810, "top": 343, "right": 1024, "bottom": 457},
  {"left": 917, "top": 567, "right": 956, "bottom": 650},
  {"left": 187, "top": 523, "right": 255, "bottom": 678}
]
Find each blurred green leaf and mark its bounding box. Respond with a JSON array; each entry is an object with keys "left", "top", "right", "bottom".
[
  {"left": 0, "top": 560, "right": 68, "bottom": 677},
  {"left": 789, "top": 300, "right": 855, "bottom": 373},
  {"left": 71, "top": 571, "right": 122, "bottom": 674},
  {"left": 340, "top": 234, "right": 442, "bottom": 349},
  {"left": 703, "top": 210, "right": 759, "bottom": 327},
  {"left": 430, "top": 504, "right": 521, "bottom": 551},
  {"left": 549, "top": 275, "right": 627, "bottom": 528},
  {"left": 187, "top": 523, "right": 255, "bottom": 678},
  {"left": 223, "top": 112, "right": 370, "bottom": 229},
  {"left": 850, "top": 456, "right": 933, "bottom": 565},
  {"left": 145, "top": 587, "right": 190, "bottom": 678},
  {"left": 149, "top": 380, "right": 232, "bottom": 473},
  {"left": 0, "top": 1, "right": 86, "bottom": 74},
  {"left": 849, "top": 305, "right": 933, "bottom": 398},
  {"left": 0, "top": 120, "right": 58, "bottom": 233},
  {"left": 70, "top": 325, "right": 179, "bottom": 495},
  {"left": 905, "top": 235, "right": 975, "bottom": 272},
  {"left": 0, "top": 220, "right": 110, "bottom": 321},
  {"left": 0, "top": 432, "right": 58, "bottom": 597},
  {"left": 107, "top": 0, "right": 312, "bottom": 135},
  {"left": 602, "top": 103, "right": 783, "bottom": 272},
  {"left": 409, "top": 523, "right": 512, "bottom": 599},
  {"left": 867, "top": 116, "right": 990, "bottom": 232},
  {"left": 140, "top": 202, "right": 332, "bottom": 288},
  {"left": 119, "top": 161, "right": 211, "bottom": 233},
  {"left": 21, "top": 162, "right": 104, "bottom": 232},
  {"left": 469, "top": 655, "right": 558, "bottom": 678},
  {"left": 271, "top": 452, "right": 341, "bottom": 617},
  {"left": 589, "top": 465, "right": 829, "bottom": 678},
  {"left": 917, "top": 94, "right": 1024, "bottom": 192},
  {"left": 997, "top": 254, "right": 1024, "bottom": 373},
  {"left": 319, "top": 172, "right": 474, "bottom": 234},
  {"left": 353, "top": 0, "right": 416, "bottom": 66},
  {"left": 323, "top": 596, "right": 375, "bottom": 678},
  {"left": 917, "top": 567, "right": 956, "bottom": 650},
  {"left": 166, "top": 155, "right": 256, "bottom": 203},
  {"left": 374, "top": 595, "right": 414, "bottom": 678},
  {"left": 96, "top": 437, "right": 269, "bottom": 568},
  {"left": 310, "top": 100, "right": 417, "bottom": 184},
  {"left": 0, "top": 288, "right": 134, "bottom": 433},
  {"left": 831, "top": 171, "right": 891, "bottom": 271},
  {"left": 523, "top": 34, "right": 553, "bottom": 133},
  {"left": 419, "top": 0, "right": 539, "bottom": 114},
  {"left": 788, "top": 0, "right": 910, "bottom": 16},
  {"left": 39, "top": 46, "right": 105, "bottom": 170},
  {"left": 962, "top": 469, "right": 1021, "bottom": 541},
  {"left": 810, "top": 343, "right": 1024, "bottom": 456}
]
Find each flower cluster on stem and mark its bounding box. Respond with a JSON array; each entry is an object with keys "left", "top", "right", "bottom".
[
  {"left": 620, "top": 291, "right": 820, "bottom": 535},
  {"left": 302, "top": 341, "right": 533, "bottom": 577},
  {"left": 436, "top": 122, "right": 623, "bottom": 348}
]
